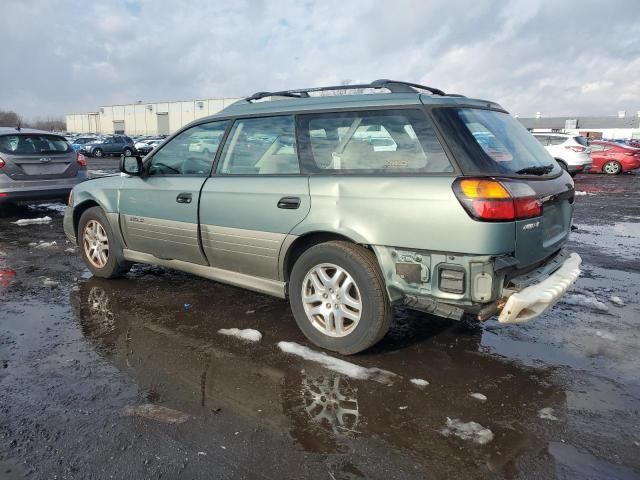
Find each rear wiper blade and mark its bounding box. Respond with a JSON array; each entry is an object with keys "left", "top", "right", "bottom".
[{"left": 516, "top": 165, "right": 554, "bottom": 175}]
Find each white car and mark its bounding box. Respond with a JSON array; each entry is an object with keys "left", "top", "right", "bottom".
[{"left": 532, "top": 133, "right": 592, "bottom": 176}]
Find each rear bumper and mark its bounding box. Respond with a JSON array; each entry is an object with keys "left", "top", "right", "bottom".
[
  {"left": 0, "top": 187, "right": 72, "bottom": 205},
  {"left": 0, "top": 175, "right": 87, "bottom": 204},
  {"left": 567, "top": 163, "right": 592, "bottom": 173},
  {"left": 498, "top": 252, "right": 581, "bottom": 324}
]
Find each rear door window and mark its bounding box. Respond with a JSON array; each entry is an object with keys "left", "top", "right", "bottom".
[
  {"left": 432, "top": 108, "right": 561, "bottom": 177},
  {"left": 0, "top": 134, "right": 73, "bottom": 155},
  {"left": 297, "top": 109, "right": 452, "bottom": 174}
]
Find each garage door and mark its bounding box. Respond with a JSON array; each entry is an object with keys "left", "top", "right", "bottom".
[
  {"left": 157, "top": 113, "right": 169, "bottom": 135},
  {"left": 113, "top": 121, "right": 125, "bottom": 134}
]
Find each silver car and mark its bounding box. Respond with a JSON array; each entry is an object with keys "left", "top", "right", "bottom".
[{"left": 0, "top": 127, "right": 88, "bottom": 205}]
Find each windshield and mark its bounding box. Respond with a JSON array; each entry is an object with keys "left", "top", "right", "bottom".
[
  {"left": 432, "top": 108, "right": 561, "bottom": 177},
  {"left": 0, "top": 134, "right": 73, "bottom": 155}
]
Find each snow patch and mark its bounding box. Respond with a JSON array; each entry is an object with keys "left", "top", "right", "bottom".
[
  {"left": 13, "top": 216, "right": 52, "bottom": 226},
  {"left": 562, "top": 294, "right": 609, "bottom": 312},
  {"left": 35, "top": 241, "right": 57, "bottom": 249},
  {"left": 595, "top": 330, "right": 616, "bottom": 341},
  {"left": 43, "top": 278, "right": 59, "bottom": 287},
  {"left": 218, "top": 328, "right": 262, "bottom": 342},
  {"left": 29, "top": 203, "right": 66, "bottom": 214},
  {"left": 470, "top": 393, "right": 487, "bottom": 402},
  {"left": 574, "top": 191, "right": 593, "bottom": 196},
  {"left": 609, "top": 295, "right": 625, "bottom": 306},
  {"left": 277, "top": 341, "right": 397, "bottom": 383},
  {"left": 538, "top": 407, "right": 558, "bottom": 421},
  {"left": 65, "top": 247, "right": 76, "bottom": 253},
  {"left": 440, "top": 417, "right": 494, "bottom": 444},
  {"left": 410, "top": 378, "right": 429, "bottom": 387}
]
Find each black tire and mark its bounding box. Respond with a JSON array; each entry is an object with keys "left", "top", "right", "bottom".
[
  {"left": 93, "top": 148, "right": 104, "bottom": 158},
  {"left": 289, "top": 241, "right": 392, "bottom": 355},
  {"left": 78, "top": 207, "right": 131, "bottom": 278},
  {"left": 602, "top": 160, "right": 622, "bottom": 175},
  {"left": 556, "top": 159, "right": 568, "bottom": 172},
  {"left": 122, "top": 147, "right": 133, "bottom": 157}
]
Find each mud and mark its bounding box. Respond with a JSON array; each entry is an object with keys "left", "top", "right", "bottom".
[{"left": 0, "top": 173, "right": 639, "bottom": 479}]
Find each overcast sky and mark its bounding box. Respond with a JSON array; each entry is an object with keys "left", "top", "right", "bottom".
[{"left": 1, "top": 0, "right": 639, "bottom": 119}]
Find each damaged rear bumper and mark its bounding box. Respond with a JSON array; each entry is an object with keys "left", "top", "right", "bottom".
[{"left": 497, "top": 252, "right": 582, "bottom": 324}]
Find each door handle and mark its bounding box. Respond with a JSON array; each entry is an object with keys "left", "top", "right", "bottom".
[
  {"left": 176, "top": 192, "right": 192, "bottom": 204},
  {"left": 277, "top": 197, "right": 301, "bottom": 209}
]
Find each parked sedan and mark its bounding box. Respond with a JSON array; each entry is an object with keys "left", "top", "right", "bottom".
[
  {"left": 81, "top": 135, "right": 135, "bottom": 158},
  {"left": 589, "top": 141, "right": 640, "bottom": 174},
  {"left": 0, "top": 127, "right": 88, "bottom": 205}
]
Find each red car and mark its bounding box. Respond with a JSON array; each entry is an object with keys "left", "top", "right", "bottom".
[{"left": 589, "top": 141, "right": 640, "bottom": 174}]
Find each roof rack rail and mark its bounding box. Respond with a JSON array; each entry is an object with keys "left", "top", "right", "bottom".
[{"left": 246, "top": 79, "right": 446, "bottom": 102}]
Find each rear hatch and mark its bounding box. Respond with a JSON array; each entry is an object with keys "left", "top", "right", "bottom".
[
  {"left": 431, "top": 105, "right": 574, "bottom": 269},
  {"left": 0, "top": 133, "right": 79, "bottom": 180}
]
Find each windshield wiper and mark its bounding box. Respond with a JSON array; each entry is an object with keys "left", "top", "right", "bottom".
[{"left": 516, "top": 165, "right": 554, "bottom": 175}]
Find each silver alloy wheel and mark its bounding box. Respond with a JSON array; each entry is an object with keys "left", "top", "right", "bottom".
[
  {"left": 603, "top": 161, "right": 621, "bottom": 174},
  {"left": 94, "top": 149, "right": 103, "bottom": 157},
  {"left": 301, "top": 263, "right": 362, "bottom": 337},
  {"left": 83, "top": 219, "right": 109, "bottom": 268}
]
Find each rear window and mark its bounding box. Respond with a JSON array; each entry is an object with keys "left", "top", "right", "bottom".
[
  {"left": 297, "top": 109, "right": 453, "bottom": 174},
  {"left": 0, "top": 134, "right": 73, "bottom": 155},
  {"left": 432, "top": 108, "right": 561, "bottom": 177},
  {"left": 574, "top": 136, "right": 589, "bottom": 147}
]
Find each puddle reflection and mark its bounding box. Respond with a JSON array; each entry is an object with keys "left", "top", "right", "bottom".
[{"left": 71, "top": 276, "right": 568, "bottom": 477}]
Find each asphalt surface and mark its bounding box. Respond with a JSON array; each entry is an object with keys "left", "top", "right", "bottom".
[{"left": 0, "top": 172, "right": 639, "bottom": 479}]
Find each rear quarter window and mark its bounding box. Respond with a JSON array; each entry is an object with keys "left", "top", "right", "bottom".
[
  {"left": 0, "top": 134, "right": 72, "bottom": 155},
  {"left": 297, "top": 109, "right": 453, "bottom": 174},
  {"left": 432, "top": 108, "right": 561, "bottom": 177}
]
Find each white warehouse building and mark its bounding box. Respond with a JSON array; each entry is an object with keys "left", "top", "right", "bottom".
[{"left": 66, "top": 97, "right": 241, "bottom": 136}]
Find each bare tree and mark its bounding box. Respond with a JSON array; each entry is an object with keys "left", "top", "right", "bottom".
[
  {"left": 0, "top": 109, "right": 22, "bottom": 127},
  {"left": 319, "top": 79, "right": 367, "bottom": 96}
]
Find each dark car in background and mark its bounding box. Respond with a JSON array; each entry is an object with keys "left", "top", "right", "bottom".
[
  {"left": 135, "top": 139, "right": 163, "bottom": 156},
  {"left": 0, "top": 127, "right": 88, "bottom": 205},
  {"left": 80, "top": 135, "right": 135, "bottom": 158}
]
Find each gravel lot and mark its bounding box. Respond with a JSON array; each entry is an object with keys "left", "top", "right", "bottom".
[{"left": 0, "top": 173, "right": 639, "bottom": 479}]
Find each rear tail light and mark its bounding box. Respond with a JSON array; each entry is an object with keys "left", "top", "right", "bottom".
[
  {"left": 453, "top": 178, "right": 542, "bottom": 222},
  {"left": 77, "top": 152, "right": 87, "bottom": 167},
  {"left": 0, "top": 158, "right": 4, "bottom": 169},
  {"left": 565, "top": 146, "right": 586, "bottom": 152}
]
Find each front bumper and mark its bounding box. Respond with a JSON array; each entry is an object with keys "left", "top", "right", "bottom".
[
  {"left": 498, "top": 252, "right": 581, "bottom": 324},
  {"left": 63, "top": 206, "right": 76, "bottom": 244}
]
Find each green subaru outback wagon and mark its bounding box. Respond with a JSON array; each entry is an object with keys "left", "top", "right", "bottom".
[{"left": 64, "top": 80, "right": 581, "bottom": 354}]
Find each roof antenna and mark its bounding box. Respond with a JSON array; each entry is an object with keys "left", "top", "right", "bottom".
[{"left": 15, "top": 119, "right": 21, "bottom": 131}]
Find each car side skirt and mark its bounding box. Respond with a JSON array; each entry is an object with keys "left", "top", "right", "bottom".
[{"left": 122, "top": 248, "right": 287, "bottom": 299}]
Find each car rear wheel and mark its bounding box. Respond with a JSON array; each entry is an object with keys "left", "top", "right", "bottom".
[
  {"left": 289, "top": 241, "right": 392, "bottom": 355},
  {"left": 93, "top": 148, "right": 104, "bottom": 158},
  {"left": 122, "top": 147, "right": 133, "bottom": 157},
  {"left": 603, "top": 160, "right": 622, "bottom": 175},
  {"left": 79, "top": 207, "right": 131, "bottom": 278}
]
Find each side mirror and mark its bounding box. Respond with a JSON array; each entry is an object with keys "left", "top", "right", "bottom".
[{"left": 120, "top": 155, "right": 143, "bottom": 176}]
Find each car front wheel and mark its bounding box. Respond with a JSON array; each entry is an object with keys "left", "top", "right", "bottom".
[
  {"left": 289, "top": 241, "right": 392, "bottom": 355},
  {"left": 79, "top": 207, "right": 131, "bottom": 278}
]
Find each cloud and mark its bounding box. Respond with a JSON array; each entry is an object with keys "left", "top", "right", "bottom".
[{"left": 1, "top": 0, "right": 639, "bottom": 119}]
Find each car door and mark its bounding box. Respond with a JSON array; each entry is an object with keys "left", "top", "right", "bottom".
[
  {"left": 199, "top": 115, "right": 310, "bottom": 280},
  {"left": 118, "top": 120, "right": 230, "bottom": 265}
]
